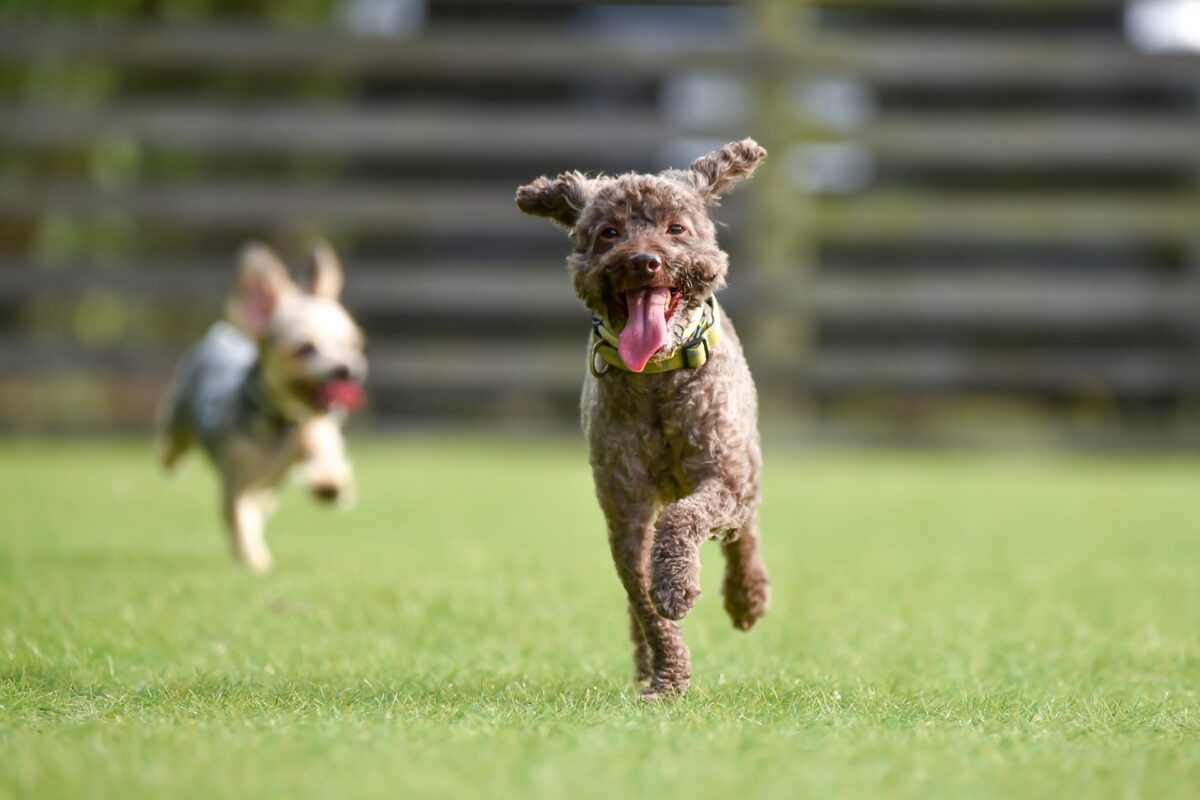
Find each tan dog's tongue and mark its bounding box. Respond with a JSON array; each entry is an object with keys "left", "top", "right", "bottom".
[{"left": 619, "top": 286, "right": 670, "bottom": 373}]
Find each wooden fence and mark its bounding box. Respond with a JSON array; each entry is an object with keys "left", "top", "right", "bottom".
[{"left": 1, "top": 0, "right": 1198, "bottom": 437}]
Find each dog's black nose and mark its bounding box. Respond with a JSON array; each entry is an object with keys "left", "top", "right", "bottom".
[
  {"left": 312, "top": 484, "right": 340, "bottom": 503},
  {"left": 629, "top": 253, "right": 661, "bottom": 277},
  {"left": 329, "top": 365, "right": 351, "bottom": 381}
]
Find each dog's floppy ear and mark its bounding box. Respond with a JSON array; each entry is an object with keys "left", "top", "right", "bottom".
[
  {"left": 229, "top": 242, "right": 295, "bottom": 337},
  {"left": 303, "top": 241, "right": 344, "bottom": 300},
  {"left": 687, "top": 138, "right": 767, "bottom": 203},
  {"left": 515, "top": 171, "right": 597, "bottom": 228}
]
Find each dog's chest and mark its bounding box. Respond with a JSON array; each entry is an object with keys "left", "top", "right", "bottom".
[
  {"left": 215, "top": 414, "right": 298, "bottom": 490},
  {"left": 588, "top": 369, "right": 711, "bottom": 498}
]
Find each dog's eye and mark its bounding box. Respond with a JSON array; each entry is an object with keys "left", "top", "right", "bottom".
[
  {"left": 293, "top": 342, "right": 317, "bottom": 358},
  {"left": 667, "top": 223, "right": 686, "bottom": 235},
  {"left": 599, "top": 227, "right": 620, "bottom": 240}
]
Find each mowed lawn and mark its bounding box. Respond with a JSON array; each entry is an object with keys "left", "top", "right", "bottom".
[{"left": 2, "top": 437, "right": 1200, "bottom": 799}]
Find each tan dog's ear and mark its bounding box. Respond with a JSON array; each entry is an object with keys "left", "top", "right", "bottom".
[
  {"left": 515, "top": 171, "right": 597, "bottom": 228},
  {"left": 687, "top": 138, "right": 767, "bottom": 203},
  {"left": 304, "top": 241, "right": 344, "bottom": 299},
  {"left": 229, "top": 243, "right": 294, "bottom": 337}
]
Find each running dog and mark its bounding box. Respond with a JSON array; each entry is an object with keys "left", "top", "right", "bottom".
[
  {"left": 158, "top": 243, "right": 366, "bottom": 573},
  {"left": 516, "top": 139, "right": 771, "bottom": 698}
]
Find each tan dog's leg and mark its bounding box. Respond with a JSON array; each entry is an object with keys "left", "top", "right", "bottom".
[
  {"left": 721, "top": 513, "right": 770, "bottom": 631},
  {"left": 296, "top": 415, "right": 355, "bottom": 506},
  {"left": 222, "top": 488, "right": 274, "bottom": 574}
]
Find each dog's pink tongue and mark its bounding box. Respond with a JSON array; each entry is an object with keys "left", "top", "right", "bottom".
[{"left": 618, "top": 286, "right": 670, "bottom": 373}]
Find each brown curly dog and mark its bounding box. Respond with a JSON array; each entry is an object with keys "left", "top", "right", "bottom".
[{"left": 516, "top": 139, "right": 771, "bottom": 699}]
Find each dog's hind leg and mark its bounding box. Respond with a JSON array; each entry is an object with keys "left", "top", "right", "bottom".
[
  {"left": 721, "top": 513, "right": 770, "bottom": 631},
  {"left": 627, "top": 602, "right": 653, "bottom": 683},
  {"left": 222, "top": 487, "right": 275, "bottom": 574}
]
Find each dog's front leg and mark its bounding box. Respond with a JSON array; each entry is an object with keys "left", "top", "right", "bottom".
[
  {"left": 626, "top": 599, "right": 653, "bottom": 684},
  {"left": 296, "top": 415, "right": 355, "bottom": 507},
  {"left": 605, "top": 505, "right": 693, "bottom": 698},
  {"left": 650, "top": 478, "right": 752, "bottom": 621},
  {"left": 222, "top": 486, "right": 275, "bottom": 574}
]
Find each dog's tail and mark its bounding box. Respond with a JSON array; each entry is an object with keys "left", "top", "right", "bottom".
[
  {"left": 155, "top": 359, "right": 193, "bottom": 474},
  {"left": 157, "top": 429, "right": 192, "bottom": 473}
]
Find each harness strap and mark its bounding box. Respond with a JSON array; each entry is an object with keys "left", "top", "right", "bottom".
[
  {"left": 242, "top": 363, "right": 294, "bottom": 432},
  {"left": 590, "top": 297, "right": 722, "bottom": 376}
]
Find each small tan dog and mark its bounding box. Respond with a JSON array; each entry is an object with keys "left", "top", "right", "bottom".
[{"left": 158, "top": 243, "right": 367, "bottom": 573}]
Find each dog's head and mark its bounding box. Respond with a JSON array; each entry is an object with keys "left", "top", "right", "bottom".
[
  {"left": 516, "top": 138, "right": 766, "bottom": 372},
  {"left": 228, "top": 242, "right": 367, "bottom": 418}
]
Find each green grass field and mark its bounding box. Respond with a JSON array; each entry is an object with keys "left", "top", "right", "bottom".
[{"left": 3, "top": 437, "right": 1200, "bottom": 798}]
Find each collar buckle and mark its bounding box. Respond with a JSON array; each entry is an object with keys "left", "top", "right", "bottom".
[
  {"left": 683, "top": 335, "right": 710, "bottom": 369},
  {"left": 589, "top": 337, "right": 612, "bottom": 378}
]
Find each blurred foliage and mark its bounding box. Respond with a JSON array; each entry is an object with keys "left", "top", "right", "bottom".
[
  {"left": 89, "top": 135, "right": 143, "bottom": 188},
  {"left": 22, "top": 61, "right": 118, "bottom": 105},
  {"left": 72, "top": 289, "right": 129, "bottom": 346},
  {"left": 0, "top": 375, "right": 112, "bottom": 428},
  {"left": 22, "top": 290, "right": 220, "bottom": 349},
  {"left": 0, "top": 0, "right": 355, "bottom": 396},
  {"left": 32, "top": 213, "right": 86, "bottom": 265}
]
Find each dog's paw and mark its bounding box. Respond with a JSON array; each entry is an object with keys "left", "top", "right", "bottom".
[
  {"left": 650, "top": 542, "right": 701, "bottom": 621},
  {"left": 309, "top": 482, "right": 356, "bottom": 509},
  {"left": 651, "top": 575, "right": 700, "bottom": 621},
  {"left": 723, "top": 561, "right": 770, "bottom": 631},
  {"left": 238, "top": 549, "right": 273, "bottom": 575},
  {"left": 311, "top": 483, "right": 341, "bottom": 504},
  {"left": 638, "top": 677, "right": 689, "bottom": 701}
]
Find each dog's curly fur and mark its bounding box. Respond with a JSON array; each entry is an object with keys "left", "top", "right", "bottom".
[{"left": 517, "top": 139, "right": 771, "bottom": 698}]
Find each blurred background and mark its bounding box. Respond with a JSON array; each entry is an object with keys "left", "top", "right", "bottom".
[{"left": 1, "top": 0, "right": 1199, "bottom": 446}]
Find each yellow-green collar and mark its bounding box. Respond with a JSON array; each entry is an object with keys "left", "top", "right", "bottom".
[{"left": 590, "top": 297, "right": 722, "bottom": 377}]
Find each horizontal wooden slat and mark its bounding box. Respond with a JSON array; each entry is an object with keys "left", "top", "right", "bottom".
[
  {"left": 5, "top": 103, "right": 1197, "bottom": 171},
  {"left": 0, "top": 104, "right": 698, "bottom": 160},
  {"left": 4, "top": 181, "right": 1195, "bottom": 243},
  {"left": 812, "top": 274, "right": 1197, "bottom": 328},
  {"left": 0, "top": 23, "right": 747, "bottom": 80},
  {"left": 0, "top": 182, "right": 547, "bottom": 236},
  {"left": 440, "top": 0, "right": 1127, "bottom": 6},
  {"left": 0, "top": 339, "right": 586, "bottom": 393},
  {"left": 0, "top": 24, "right": 1195, "bottom": 87},
  {"left": 0, "top": 341, "right": 173, "bottom": 376},
  {"left": 5, "top": 261, "right": 1194, "bottom": 332},
  {"left": 807, "top": 0, "right": 1125, "bottom": 6},
  {"left": 0, "top": 260, "right": 580, "bottom": 315},
  {"left": 436, "top": 0, "right": 733, "bottom": 5},
  {"left": 3, "top": 336, "right": 1196, "bottom": 396},
  {"left": 808, "top": 346, "right": 1198, "bottom": 394},
  {"left": 806, "top": 32, "right": 1200, "bottom": 86},
  {"left": 369, "top": 343, "right": 583, "bottom": 392},
  {"left": 814, "top": 192, "right": 1200, "bottom": 243},
  {"left": 859, "top": 113, "right": 1200, "bottom": 168}
]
